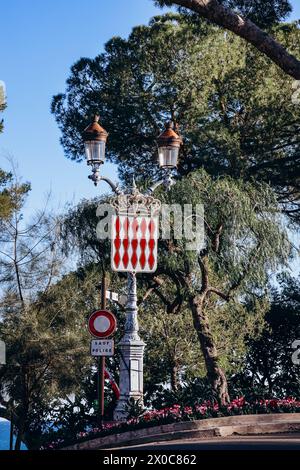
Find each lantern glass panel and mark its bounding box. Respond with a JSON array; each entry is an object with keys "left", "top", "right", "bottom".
[
  {"left": 85, "top": 140, "right": 106, "bottom": 164},
  {"left": 158, "top": 146, "right": 179, "bottom": 169}
]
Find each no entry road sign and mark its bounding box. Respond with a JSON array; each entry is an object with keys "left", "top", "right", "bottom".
[{"left": 88, "top": 310, "right": 117, "bottom": 339}]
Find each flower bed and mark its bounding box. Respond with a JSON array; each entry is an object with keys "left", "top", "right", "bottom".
[{"left": 41, "top": 397, "right": 300, "bottom": 450}]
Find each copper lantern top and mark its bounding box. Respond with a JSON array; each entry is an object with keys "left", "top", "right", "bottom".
[
  {"left": 83, "top": 115, "right": 108, "bottom": 142},
  {"left": 157, "top": 122, "right": 182, "bottom": 148}
]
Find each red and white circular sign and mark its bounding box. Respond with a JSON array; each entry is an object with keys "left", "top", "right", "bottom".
[{"left": 88, "top": 310, "right": 117, "bottom": 339}]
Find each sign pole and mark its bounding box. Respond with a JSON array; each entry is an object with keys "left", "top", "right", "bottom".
[
  {"left": 99, "top": 273, "right": 106, "bottom": 427},
  {"left": 99, "top": 356, "right": 105, "bottom": 427}
]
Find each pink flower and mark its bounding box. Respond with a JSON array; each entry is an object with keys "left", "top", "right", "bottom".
[
  {"left": 184, "top": 406, "right": 193, "bottom": 414},
  {"left": 203, "top": 400, "right": 212, "bottom": 407},
  {"left": 230, "top": 397, "right": 247, "bottom": 408},
  {"left": 43, "top": 395, "right": 300, "bottom": 450},
  {"left": 269, "top": 399, "right": 279, "bottom": 408},
  {"left": 195, "top": 404, "right": 208, "bottom": 415},
  {"left": 143, "top": 412, "right": 152, "bottom": 421},
  {"left": 168, "top": 406, "right": 182, "bottom": 416}
]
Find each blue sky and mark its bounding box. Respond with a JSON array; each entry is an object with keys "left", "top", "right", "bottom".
[
  {"left": 0, "top": 0, "right": 166, "bottom": 214},
  {"left": 0, "top": 0, "right": 300, "bottom": 215}
]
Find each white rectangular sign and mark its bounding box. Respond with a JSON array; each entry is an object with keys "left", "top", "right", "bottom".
[
  {"left": 106, "top": 290, "right": 119, "bottom": 301},
  {"left": 90, "top": 339, "right": 114, "bottom": 357},
  {"left": 0, "top": 340, "right": 5, "bottom": 365}
]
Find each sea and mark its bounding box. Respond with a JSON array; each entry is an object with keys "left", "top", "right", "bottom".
[{"left": 0, "top": 419, "right": 27, "bottom": 450}]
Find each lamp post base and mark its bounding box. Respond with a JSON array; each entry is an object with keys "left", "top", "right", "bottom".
[
  {"left": 114, "top": 273, "right": 145, "bottom": 421},
  {"left": 113, "top": 338, "right": 145, "bottom": 421}
]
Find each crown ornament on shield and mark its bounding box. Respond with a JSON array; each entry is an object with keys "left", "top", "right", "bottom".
[{"left": 110, "top": 178, "right": 161, "bottom": 217}]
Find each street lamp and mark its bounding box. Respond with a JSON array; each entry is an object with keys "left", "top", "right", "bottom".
[
  {"left": 83, "top": 115, "right": 108, "bottom": 186},
  {"left": 83, "top": 115, "right": 122, "bottom": 194},
  {"left": 82, "top": 116, "right": 182, "bottom": 420},
  {"left": 157, "top": 122, "right": 182, "bottom": 170}
]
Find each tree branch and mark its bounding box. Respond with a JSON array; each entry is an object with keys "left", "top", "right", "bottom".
[
  {"left": 165, "top": 0, "right": 300, "bottom": 79},
  {"left": 207, "top": 286, "right": 230, "bottom": 301},
  {"left": 198, "top": 254, "right": 209, "bottom": 294},
  {"left": 212, "top": 223, "right": 223, "bottom": 253}
]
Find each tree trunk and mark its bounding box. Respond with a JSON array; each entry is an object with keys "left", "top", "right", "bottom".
[
  {"left": 170, "top": 0, "right": 300, "bottom": 79},
  {"left": 170, "top": 361, "right": 179, "bottom": 391},
  {"left": 14, "top": 368, "right": 29, "bottom": 450},
  {"left": 14, "top": 423, "right": 24, "bottom": 451},
  {"left": 189, "top": 294, "right": 230, "bottom": 405},
  {"left": 14, "top": 413, "right": 30, "bottom": 450}
]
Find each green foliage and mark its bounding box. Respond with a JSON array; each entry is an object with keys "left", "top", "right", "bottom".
[
  {"left": 220, "top": 1, "right": 292, "bottom": 28},
  {"left": 0, "top": 89, "right": 23, "bottom": 221},
  {"left": 158, "top": 169, "right": 290, "bottom": 292},
  {"left": 141, "top": 300, "right": 204, "bottom": 400},
  {"left": 0, "top": 97, "right": 30, "bottom": 221},
  {"left": 52, "top": 14, "right": 300, "bottom": 220},
  {"left": 149, "top": 377, "right": 217, "bottom": 409},
  {"left": 0, "top": 183, "right": 103, "bottom": 449},
  {"left": 231, "top": 274, "right": 300, "bottom": 399},
  {"left": 0, "top": 170, "right": 30, "bottom": 221},
  {"left": 155, "top": 1, "right": 293, "bottom": 29},
  {"left": 147, "top": 170, "right": 290, "bottom": 390},
  {"left": 0, "top": 170, "right": 13, "bottom": 219},
  {"left": 125, "top": 398, "right": 145, "bottom": 419},
  {"left": 60, "top": 196, "right": 112, "bottom": 270},
  {"left": 0, "top": 262, "right": 123, "bottom": 448},
  {"left": 210, "top": 298, "right": 269, "bottom": 374}
]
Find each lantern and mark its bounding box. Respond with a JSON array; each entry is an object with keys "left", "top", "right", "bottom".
[
  {"left": 157, "top": 122, "right": 182, "bottom": 169},
  {"left": 83, "top": 115, "right": 108, "bottom": 166}
]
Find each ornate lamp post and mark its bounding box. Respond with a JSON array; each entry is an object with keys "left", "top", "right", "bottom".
[{"left": 82, "top": 116, "right": 182, "bottom": 420}]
